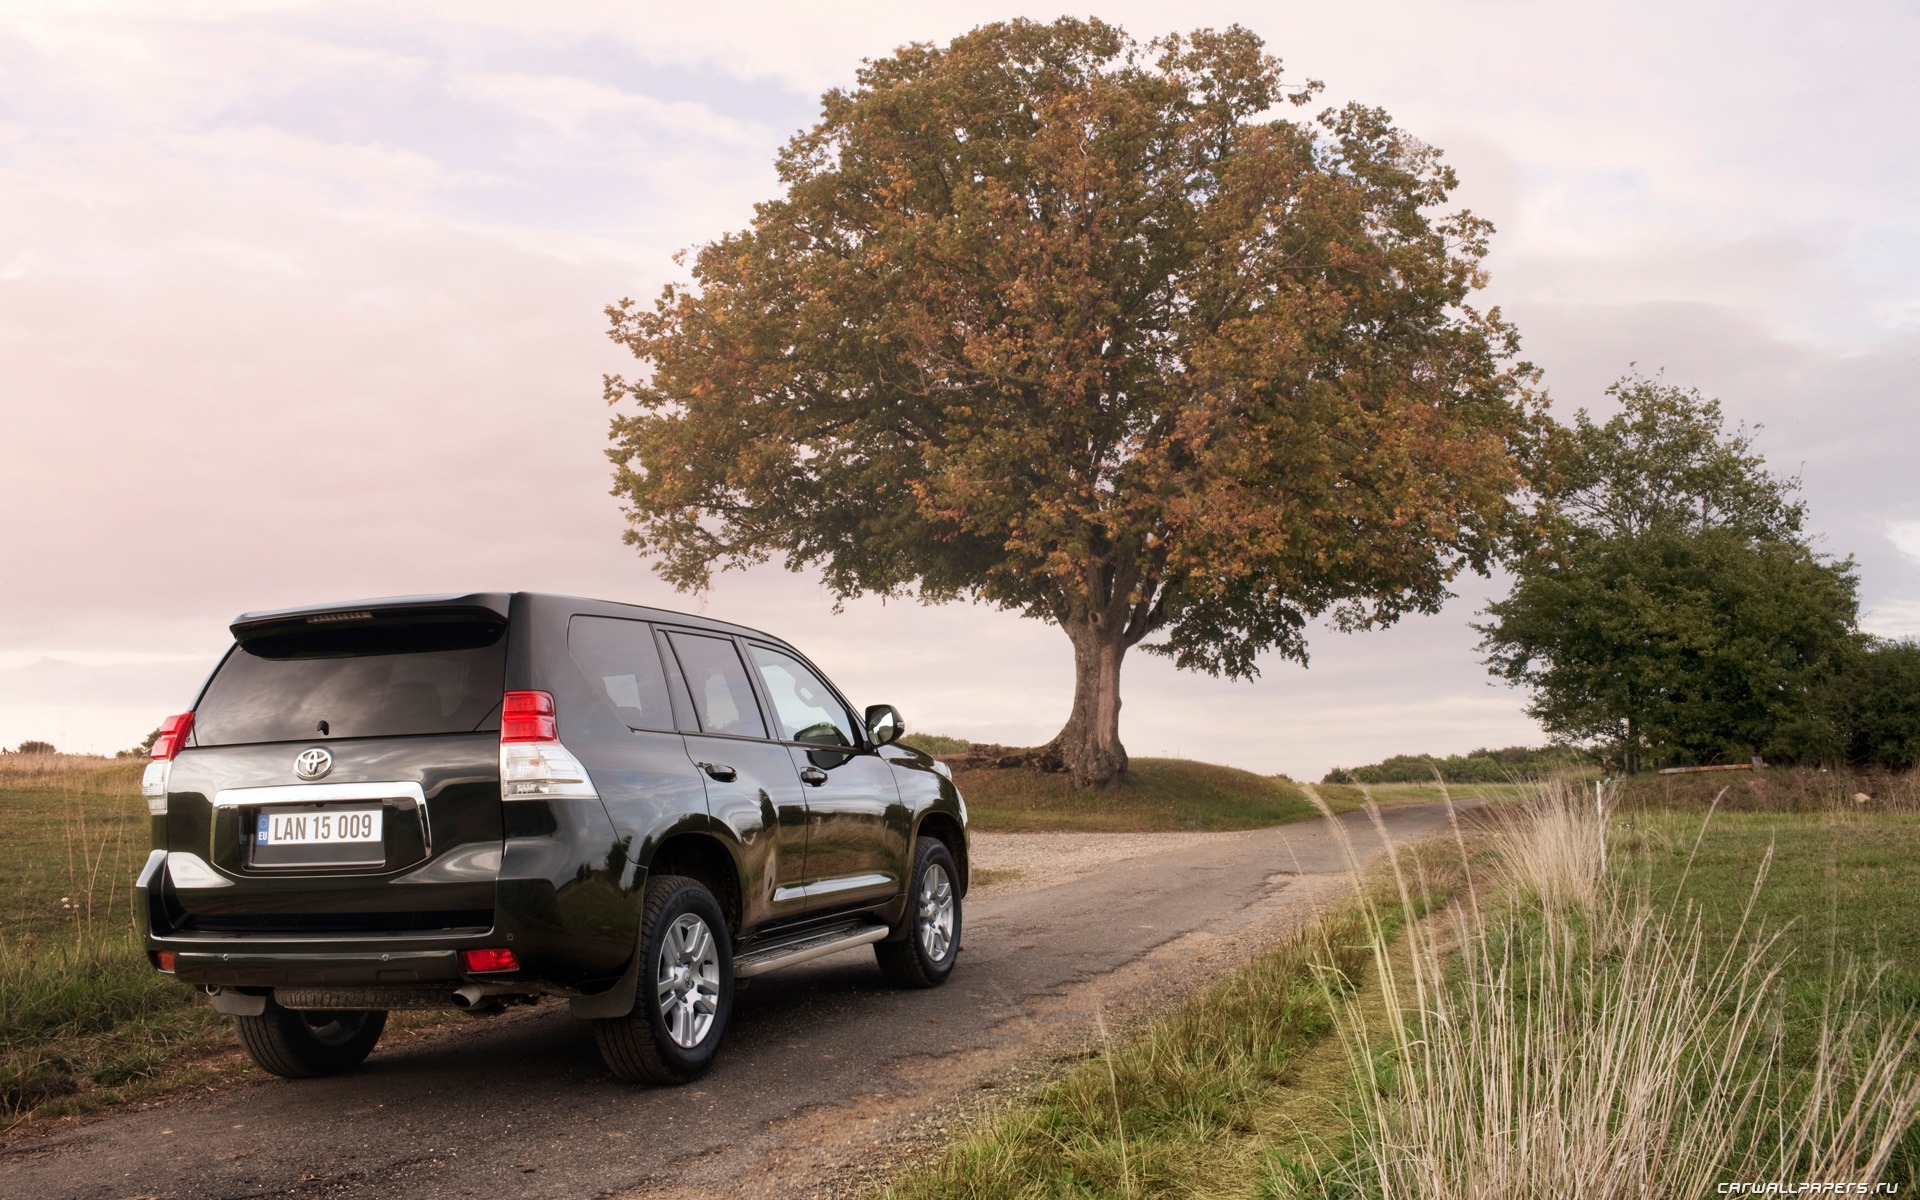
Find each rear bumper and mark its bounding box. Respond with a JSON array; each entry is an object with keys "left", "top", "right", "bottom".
[
  {"left": 168, "top": 946, "right": 465, "bottom": 988},
  {"left": 136, "top": 842, "right": 639, "bottom": 993}
]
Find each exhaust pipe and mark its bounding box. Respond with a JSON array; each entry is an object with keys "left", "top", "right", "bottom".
[{"left": 452, "top": 983, "right": 523, "bottom": 1009}]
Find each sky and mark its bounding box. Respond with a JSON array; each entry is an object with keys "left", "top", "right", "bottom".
[{"left": 1, "top": 1, "right": 1916, "bottom": 778}]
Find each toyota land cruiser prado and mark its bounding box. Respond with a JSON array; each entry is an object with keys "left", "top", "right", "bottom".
[{"left": 135, "top": 592, "right": 967, "bottom": 1084}]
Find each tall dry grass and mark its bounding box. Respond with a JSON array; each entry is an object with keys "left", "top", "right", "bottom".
[
  {"left": 1306, "top": 780, "right": 1920, "bottom": 1197},
  {"left": 882, "top": 853, "right": 1465, "bottom": 1200}
]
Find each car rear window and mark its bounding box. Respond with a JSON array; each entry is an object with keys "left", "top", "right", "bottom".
[{"left": 194, "top": 614, "right": 507, "bottom": 746}]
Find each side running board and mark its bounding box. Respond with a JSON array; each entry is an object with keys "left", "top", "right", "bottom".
[{"left": 734, "top": 918, "right": 889, "bottom": 979}]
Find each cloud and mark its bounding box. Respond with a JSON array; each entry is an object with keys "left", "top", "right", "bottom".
[
  {"left": 450, "top": 71, "right": 765, "bottom": 146},
  {"left": 1861, "top": 602, "right": 1920, "bottom": 641},
  {"left": 1888, "top": 521, "right": 1920, "bottom": 565}
]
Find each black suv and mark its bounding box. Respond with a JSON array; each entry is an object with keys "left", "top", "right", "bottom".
[{"left": 136, "top": 593, "right": 967, "bottom": 1084}]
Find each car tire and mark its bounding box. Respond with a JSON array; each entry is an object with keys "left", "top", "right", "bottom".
[
  {"left": 875, "top": 838, "right": 961, "bottom": 988},
  {"left": 593, "top": 874, "right": 734, "bottom": 1085},
  {"left": 234, "top": 1002, "right": 387, "bottom": 1078}
]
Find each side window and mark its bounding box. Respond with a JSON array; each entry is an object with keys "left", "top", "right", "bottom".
[
  {"left": 665, "top": 633, "right": 768, "bottom": 739},
  {"left": 567, "top": 617, "right": 674, "bottom": 732},
  {"left": 747, "top": 645, "right": 857, "bottom": 748}
]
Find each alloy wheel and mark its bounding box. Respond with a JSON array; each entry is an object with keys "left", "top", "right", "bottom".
[
  {"left": 656, "top": 912, "right": 721, "bottom": 1049},
  {"left": 917, "top": 862, "right": 955, "bottom": 962}
]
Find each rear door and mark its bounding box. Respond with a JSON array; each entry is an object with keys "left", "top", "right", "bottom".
[
  {"left": 163, "top": 606, "right": 508, "bottom": 933},
  {"left": 745, "top": 642, "right": 908, "bottom": 910},
  {"left": 659, "top": 630, "right": 812, "bottom": 924},
  {"left": 558, "top": 614, "right": 708, "bottom": 866}
]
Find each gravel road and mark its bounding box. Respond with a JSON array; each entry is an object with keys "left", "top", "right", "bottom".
[{"left": 0, "top": 800, "right": 1472, "bottom": 1199}]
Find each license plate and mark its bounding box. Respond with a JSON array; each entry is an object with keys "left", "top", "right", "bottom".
[{"left": 257, "top": 807, "right": 383, "bottom": 847}]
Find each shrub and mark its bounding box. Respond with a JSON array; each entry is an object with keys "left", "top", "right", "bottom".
[
  {"left": 899, "top": 732, "right": 972, "bottom": 756},
  {"left": 1322, "top": 745, "right": 1596, "bottom": 785}
]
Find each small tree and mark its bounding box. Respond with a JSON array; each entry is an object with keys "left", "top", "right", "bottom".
[
  {"left": 15, "top": 740, "right": 56, "bottom": 755},
  {"left": 607, "top": 19, "right": 1536, "bottom": 786},
  {"left": 1481, "top": 530, "right": 1858, "bottom": 770},
  {"left": 1479, "top": 375, "right": 1856, "bottom": 771}
]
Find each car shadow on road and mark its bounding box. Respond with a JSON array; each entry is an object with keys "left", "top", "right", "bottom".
[{"left": 340, "top": 954, "right": 921, "bottom": 1094}]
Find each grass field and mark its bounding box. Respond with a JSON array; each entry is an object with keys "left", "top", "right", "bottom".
[
  {"left": 0, "top": 755, "right": 237, "bottom": 1127},
  {"left": 0, "top": 757, "right": 470, "bottom": 1130},
  {"left": 1621, "top": 808, "right": 1920, "bottom": 1064},
  {"left": 886, "top": 773, "right": 1920, "bottom": 1196},
  {"left": 1306, "top": 778, "right": 1532, "bottom": 814}
]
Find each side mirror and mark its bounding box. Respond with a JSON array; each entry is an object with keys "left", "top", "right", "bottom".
[{"left": 864, "top": 704, "right": 904, "bottom": 747}]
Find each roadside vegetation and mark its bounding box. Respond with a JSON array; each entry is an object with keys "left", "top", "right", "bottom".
[
  {"left": 885, "top": 842, "right": 1473, "bottom": 1198},
  {"left": 886, "top": 771, "right": 1920, "bottom": 1196},
  {"left": 0, "top": 756, "right": 461, "bottom": 1132},
  {"left": 1315, "top": 787, "right": 1920, "bottom": 1197},
  {"left": 0, "top": 755, "right": 234, "bottom": 1127}
]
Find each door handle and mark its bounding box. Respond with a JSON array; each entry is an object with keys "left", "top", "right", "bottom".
[
  {"left": 799, "top": 765, "right": 828, "bottom": 786},
  {"left": 698, "top": 761, "right": 737, "bottom": 783}
]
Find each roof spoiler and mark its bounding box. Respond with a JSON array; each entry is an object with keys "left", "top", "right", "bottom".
[
  {"left": 229, "top": 593, "right": 512, "bottom": 643},
  {"left": 229, "top": 596, "right": 513, "bottom": 658}
]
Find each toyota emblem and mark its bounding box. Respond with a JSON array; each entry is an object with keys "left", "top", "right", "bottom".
[{"left": 294, "top": 747, "right": 333, "bottom": 780}]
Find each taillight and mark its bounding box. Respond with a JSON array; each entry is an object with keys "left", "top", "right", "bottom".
[
  {"left": 150, "top": 950, "right": 176, "bottom": 973},
  {"left": 151, "top": 712, "right": 193, "bottom": 760},
  {"left": 460, "top": 948, "right": 519, "bottom": 973},
  {"left": 142, "top": 712, "right": 191, "bottom": 817},
  {"left": 501, "top": 691, "right": 556, "bottom": 742},
  {"left": 498, "top": 690, "right": 597, "bottom": 801}
]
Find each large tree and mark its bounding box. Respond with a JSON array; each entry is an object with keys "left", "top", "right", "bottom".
[
  {"left": 1479, "top": 375, "right": 1858, "bottom": 771},
  {"left": 606, "top": 19, "right": 1536, "bottom": 786}
]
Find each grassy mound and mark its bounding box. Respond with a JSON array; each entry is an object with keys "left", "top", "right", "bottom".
[{"left": 954, "top": 757, "right": 1316, "bottom": 833}]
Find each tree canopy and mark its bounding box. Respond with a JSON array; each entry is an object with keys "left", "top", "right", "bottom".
[
  {"left": 607, "top": 18, "right": 1537, "bottom": 785},
  {"left": 1529, "top": 374, "right": 1805, "bottom": 548}
]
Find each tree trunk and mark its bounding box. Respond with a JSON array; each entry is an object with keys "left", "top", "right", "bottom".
[{"left": 1051, "top": 618, "right": 1130, "bottom": 789}]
